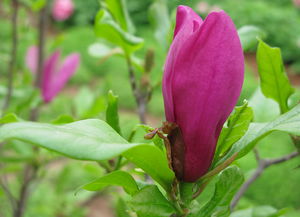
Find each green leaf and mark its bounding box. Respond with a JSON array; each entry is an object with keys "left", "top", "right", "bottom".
[
  {"left": 0, "top": 119, "right": 138, "bottom": 161},
  {"left": 74, "top": 87, "right": 94, "bottom": 118},
  {"left": 94, "top": 9, "right": 143, "bottom": 54},
  {"left": 106, "top": 90, "right": 121, "bottom": 134},
  {"left": 81, "top": 170, "right": 138, "bottom": 195},
  {"left": 195, "top": 166, "right": 244, "bottom": 217},
  {"left": 74, "top": 87, "right": 106, "bottom": 118},
  {"left": 88, "top": 43, "right": 122, "bottom": 58},
  {"left": 249, "top": 89, "right": 280, "bottom": 122},
  {"left": 116, "top": 198, "right": 132, "bottom": 217},
  {"left": 0, "top": 119, "right": 173, "bottom": 191},
  {"left": 51, "top": 115, "right": 75, "bottom": 124},
  {"left": 230, "top": 206, "right": 281, "bottom": 217},
  {"left": 218, "top": 103, "right": 300, "bottom": 165},
  {"left": 130, "top": 185, "right": 175, "bottom": 217},
  {"left": 237, "top": 26, "right": 266, "bottom": 51},
  {"left": 31, "top": 0, "right": 46, "bottom": 12},
  {"left": 0, "top": 113, "right": 21, "bottom": 124},
  {"left": 257, "top": 39, "right": 294, "bottom": 114},
  {"left": 215, "top": 101, "right": 253, "bottom": 157},
  {"left": 148, "top": 0, "right": 171, "bottom": 48},
  {"left": 123, "top": 144, "right": 174, "bottom": 191},
  {"left": 84, "top": 95, "right": 106, "bottom": 118},
  {"left": 102, "top": 0, "right": 134, "bottom": 33}
]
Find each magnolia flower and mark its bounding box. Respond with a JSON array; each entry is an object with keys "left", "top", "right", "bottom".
[
  {"left": 26, "top": 46, "right": 80, "bottom": 103},
  {"left": 52, "top": 0, "right": 74, "bottom": 21},
  {"left": 162, "top": 6, "right": 244, "bottom": 182}
]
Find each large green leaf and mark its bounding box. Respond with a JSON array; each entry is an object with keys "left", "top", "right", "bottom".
[
  {"left": 215, "top": 102, "right": 253, "bottom": 158},
  {"left": 102, "top": 0, "right": 134, "bottom": 33},
  {"left": 193, "top": 166, "right": 244, "bottom": 217},
  {"left": 237, "top": 26, "right": 265, "bottom": 51},
  {"left": 130, "top": 185, "right": 175, "bottom": 217},
  {"left": 217, "top": 104, "right": 300, "bottom": 165},
  {"left": 106, "top": 90, "right": 121, "bottom": 134},
  {"left": 0, "top": 119, "right": 137, "bottom": 161},
  {"left": 81, "top": 170, "right": 138, "bottom": 195},
  {"left": 0, "top": 119, "right": 174, "bottom": 191},
  {"left": 256, "top": 39, "right": 294, "bottom": 113},
  {"left": 94, "top": 9, "right": 143, "bottom": 54},
  {"left": 123, "top": 144, "right": 174, "bottom": 191}
]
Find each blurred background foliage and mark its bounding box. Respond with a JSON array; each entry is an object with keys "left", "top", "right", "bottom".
[{"left": 1, "top": 0, "right": 300, "bottom": 216}]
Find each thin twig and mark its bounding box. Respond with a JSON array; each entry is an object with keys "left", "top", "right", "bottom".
[
  {"left": 13, "top": 4, "right": 49, "bottom": 217},
  {"left": 125, "top": 57, "right": 147, "bottom": 124},
  {"left": 30, "top": 3, "right": 48, "bottom": 121},
  {"left": 0, "top": 177, "right": 17, "bottom": 212},
  {"left": 231, "top": 150, "right": 299, "bottom": 210},
  {"left": 13, "top": 165, "right": 38, "bottom": 217},
  {"left": 34, "top": 5, "right": 47, "bottom": 88},
  {"left": 2, "top": 0, "right": 19, "bottom": 111}
]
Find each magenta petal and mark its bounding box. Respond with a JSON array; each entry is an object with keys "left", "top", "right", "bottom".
[
  {"left": 163, "top": 8, "right": 244, "bottom": 182},
  {"left": 46, "top": 53, "right": 80, "bottom": 102},
  {"left": 25, "top": 46, "right": 38, "bottom": 73},
  {"left": 42, "top": 51, "right": 61, "bottom": 103},
  {"left": 163, "top": 5, "right": 203, "bottom": 123}
]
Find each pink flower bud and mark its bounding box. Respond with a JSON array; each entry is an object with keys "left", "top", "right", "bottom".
[
  {"left": 52, "top": 0, "right": 74, "bottom": 21},
  {"left": 162, "top": 6, "right": 244, "bottom": 182},
  {"left": 26, "top": 46, "right": 80, "bottom": 103}
]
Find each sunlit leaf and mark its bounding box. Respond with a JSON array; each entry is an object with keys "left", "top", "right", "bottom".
[
  {"left": 215, "top": 101, "right": 253, "bottom": 158},
  {"left": 106, "top": 90, "right": 121, "bottom": 134},
  {"left": 0, "top": 113, "right": 21, "bottom": 124},
  {"left": 0, "top": 119, "right": 137, "bottom": 161},
  {"left": 257, "top": 39, "right": 294, "bottom": 114},
  {"left": 123, "top": 144, "right": 174, "bottom": 191},
  {"left": 81, "top": 170, "right": 138, "bottom": 195},
  {"left": 0, "top": 119, "right": 173, "bottom": 191},
  {"left": 218, "top": 104, "right": 300, "bottom": 165}
]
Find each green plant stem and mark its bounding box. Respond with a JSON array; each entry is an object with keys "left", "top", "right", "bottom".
[
  {"left": 2, "top": 0, "right": 19, "bottom": 112},
  {"left": 114, "top": 156, "right": 123, "bottom": 170}
]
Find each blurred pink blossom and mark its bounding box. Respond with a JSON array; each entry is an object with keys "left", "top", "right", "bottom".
[
  {"left": 196, "top": 2, "right": 210, "bottom": 14},
  {"left": 293, "top": 0, "right": 300, "bottom": 7},
  {"left": 26, "top": 46, "right": 80, "bottom": 103},
  {"left": 52, "top": 0, "right": 74, "bottom": 21}
]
